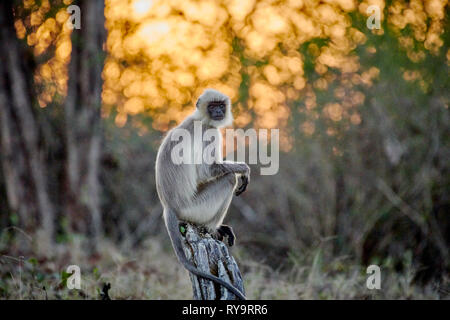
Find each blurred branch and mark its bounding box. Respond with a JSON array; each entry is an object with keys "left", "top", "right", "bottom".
[
  {"left": 231, "top": 196, "right": 258, "bottom": 223},
  {"left": 376, "top": 178, "right": 449, "bottom": 264}
]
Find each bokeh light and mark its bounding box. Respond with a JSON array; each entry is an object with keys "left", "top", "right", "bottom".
[{"left": 16, "top": 0, "right": 448, "bottom": 137}]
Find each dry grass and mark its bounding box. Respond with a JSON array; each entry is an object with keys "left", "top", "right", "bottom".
[{"left": 0, "top": 233, "right": 443, "bottom": 300}]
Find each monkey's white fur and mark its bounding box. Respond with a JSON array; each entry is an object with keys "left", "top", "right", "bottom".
[
  {"left": 193, "top": 88, "right": 233, "bottom": 128},
  {"left": 155, "top": 88, "right": 249, "bottom": 299},
  {"left": 156, "top": 88, "right": 244, "bottom": 230}
]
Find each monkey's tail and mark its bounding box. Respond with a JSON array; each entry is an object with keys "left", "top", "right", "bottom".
[{"left": 165, "top": 208, "right": 246, "bottom": 300}]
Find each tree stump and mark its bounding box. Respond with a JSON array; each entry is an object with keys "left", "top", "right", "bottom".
[{"left": 181, "top": 223, "right": 245, "bottom": 300}]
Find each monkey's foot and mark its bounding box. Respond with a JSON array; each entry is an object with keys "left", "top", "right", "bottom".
[{"left": 216, "top": 225, "right": 236, "bottom": 247}]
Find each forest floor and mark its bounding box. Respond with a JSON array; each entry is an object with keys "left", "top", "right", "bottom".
[{"left": 0, "top": 234, "right": 444, "bottom": 300}]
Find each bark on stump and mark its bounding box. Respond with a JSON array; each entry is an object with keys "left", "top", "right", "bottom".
[{"left": 182, "top": 223, "right": 245, "bottom": 300}]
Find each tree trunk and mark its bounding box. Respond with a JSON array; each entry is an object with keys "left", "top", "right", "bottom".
[
  {"left": 64, "top": 0, "right": 106, "bottom": 245},
  {"left": 0, "top": 1, "right": 55, "bottom": 245},
  {"left": 182, "top": 224, "right": 246, "bottom": 300}
]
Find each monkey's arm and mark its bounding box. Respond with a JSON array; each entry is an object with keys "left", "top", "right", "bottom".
[
  {"left": 210, "top": 161, "right": 250, "bottom": 196},
  {"left": 210, "top": 161, "right": 250, "bottom": 177},
  {"left": 197, "top": 162, "right": 249, "bottom": 197}
]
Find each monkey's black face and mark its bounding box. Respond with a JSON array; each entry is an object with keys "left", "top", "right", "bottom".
[{"left": 207, "top": 101, "right": 226, "bottom": 121}]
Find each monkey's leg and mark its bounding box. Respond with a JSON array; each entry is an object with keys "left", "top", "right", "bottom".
[
  {"left": 193, "top": 173, "right": 236, "bottom": 230},
  {"left": 214, "top": 230, "right": 224, "bottom": 242},
  {"left": 181, "top": 173, "right": 236, "bottom": 227},
  {"left": 209, "top": 174, "right": 237, "bottom": 246}
]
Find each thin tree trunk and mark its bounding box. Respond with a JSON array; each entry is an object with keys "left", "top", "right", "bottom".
[
  {"left": 64, "top": 0, "right": 106, "bottom": 246},
  {"left": 0, "top": 1, "right": 55, "bottom": 245},
  {"left": 182, "top": 224, "right": 246, "bottom": 300},
  {"left": 0, "top": 87, "right": 37, "bottom": 231}
]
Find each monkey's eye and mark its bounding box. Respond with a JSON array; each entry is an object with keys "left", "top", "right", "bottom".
[{"left": 208, "top": 103, "right": 225, "bottom": 111}]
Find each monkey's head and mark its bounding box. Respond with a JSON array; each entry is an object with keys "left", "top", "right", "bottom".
[{"left": 195, "top": 89, "right": 233, "bottom": 128}]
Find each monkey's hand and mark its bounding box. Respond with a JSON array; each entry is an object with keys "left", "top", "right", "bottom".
[{"left": 235, "top": 173, "right": 249, "bottom": 196}]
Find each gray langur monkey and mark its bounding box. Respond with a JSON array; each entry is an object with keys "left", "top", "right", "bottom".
[{"left": 155, "top": 89, "right": 250, "bottom": 300}]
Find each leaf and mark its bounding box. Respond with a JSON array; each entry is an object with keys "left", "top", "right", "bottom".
[
  {"left": 28, "top": 257, "right": 38, "bottom": 266},
  {"left": 36, "top": 273, "right": 45, "bottom": 283},
  {"left": 59, "top": 270, "right": 70, "bottom": 288}
]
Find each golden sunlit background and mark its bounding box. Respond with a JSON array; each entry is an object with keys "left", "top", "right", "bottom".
[{"left": 0, "top": 0, "right": 449, "bottom": 299}]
